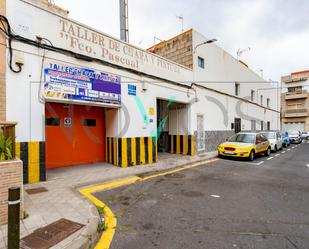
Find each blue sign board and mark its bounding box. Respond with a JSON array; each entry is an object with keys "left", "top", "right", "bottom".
[
  {"left": 128, "top": 84, "right": 137, "bottom": 96},
  {"left": 44, "top": 63, "right": 121, "bottom": 105}
]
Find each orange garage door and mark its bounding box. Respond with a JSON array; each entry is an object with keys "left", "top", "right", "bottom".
[{"left": 45, "top": 103, "right": 105, "bottom": 168}]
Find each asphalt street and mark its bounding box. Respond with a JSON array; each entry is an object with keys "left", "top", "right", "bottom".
[{"left": 95, "top": 141, "right": 309, "bottom": 249}]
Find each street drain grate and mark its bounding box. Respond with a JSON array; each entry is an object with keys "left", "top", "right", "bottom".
[
  {"left": 25, "top": 187, "right": 48, "bottom": 195},
  {"left": 20, "top": 218, "right": 84, "bottom": 249}
]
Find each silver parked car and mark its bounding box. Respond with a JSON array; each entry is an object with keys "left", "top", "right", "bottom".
[
  {"left": 260, "top": 131, "right": 283, "bottom": 152},
  {"left": 287, "top": 130, "right": 302, "bottom": 144},
  {"left": 301, "top": 131, "right": 309, "bottom": 140}
]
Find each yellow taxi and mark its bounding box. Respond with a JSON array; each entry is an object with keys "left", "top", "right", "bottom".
[{"left": 217, "top": 132, "right": 271, "bottom": 161}]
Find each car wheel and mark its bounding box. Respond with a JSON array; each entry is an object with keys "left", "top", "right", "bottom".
[
  {"left": 264, "top": 147, "right": 271, "bottom": 157},
  {"left": 248, "top": 150, "right": 255, "bottom": 161},
  {"left": 274, "top": 145, "right": 277, "bottom": 152},
  {"left": 307, "top": 136, "right": 309, "bottom": 140}
]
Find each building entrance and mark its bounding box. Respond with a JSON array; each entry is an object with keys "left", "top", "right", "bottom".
[{"left": 45, "top": 103, "right": 105, "bottom": 168}]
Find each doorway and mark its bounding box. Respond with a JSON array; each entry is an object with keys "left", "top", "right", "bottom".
[
  {"left": 197, "top": 114, "right": 205, "bottom": 151},
  {"left": 234, "top": 118, "right": 241, "bottom": 133},
  {"left": 45, "top": 103, "right": 105, "bottom": 168}
]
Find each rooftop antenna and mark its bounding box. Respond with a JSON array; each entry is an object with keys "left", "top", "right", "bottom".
[
  {"left": 176, "top": 15, "right": 184, "bottom": 32},
  {"left": 119, "top": 0, "right": 129, "bottom": 42},
  {"left": 236, "top": 47, "right": 251, "bottom": 60}
]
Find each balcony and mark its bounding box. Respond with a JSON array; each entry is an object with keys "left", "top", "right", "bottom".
[
  {"left": 285, "top": 91, "right": 308, "bottom": 100},
  {"left": 283, "top": 108, "right": 309, "bottom": 118}
]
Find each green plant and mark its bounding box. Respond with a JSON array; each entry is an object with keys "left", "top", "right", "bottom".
[
  {"left": 0, "top": 131, "right": 13, "bottom": 160},
  {"left": 115, "top": 225, "right": 130, "bottom": 231},
  {"left": 96, "top": 205, "right": 106, "bottom": 215},
  {"left": 97, "top": 222, "right": 105, "bottom": 233},
  {"left": 23, "top": 211, "right": 29, "bottom": 219}
]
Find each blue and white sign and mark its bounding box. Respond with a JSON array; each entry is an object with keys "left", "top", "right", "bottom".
[
  {"left": 128, "top": 84, "right": 137, "bottom": 96},
  {"left": 44, "top": 63, "right": 121, "bottom": 105}
]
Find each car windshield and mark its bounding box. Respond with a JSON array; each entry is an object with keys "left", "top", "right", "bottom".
[
  {"left": 261, "top": 132, "right": 275, "bottom": 139},
  {"left": 228, "top": 134, "right": 255, "bottom": 144}
]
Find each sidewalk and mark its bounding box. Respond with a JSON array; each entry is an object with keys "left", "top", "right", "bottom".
[{"left": 0, "top": 151, "right": 217, "bottom": 249}]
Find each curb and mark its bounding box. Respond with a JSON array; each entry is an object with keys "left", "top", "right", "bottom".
[{"left": 64, "top": 205, "right": 100, "bottom": 249}]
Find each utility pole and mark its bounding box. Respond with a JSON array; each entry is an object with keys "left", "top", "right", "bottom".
[
  {"left": 176, "top": 15, "right": 184, "bottom": 32},
  {"left": 119, "top": 0, "right": 129, "bottom": 42}
]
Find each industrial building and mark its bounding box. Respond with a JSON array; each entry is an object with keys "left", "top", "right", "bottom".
[
  {"left": 0, "top": 0, "right": 279, "bottom": 184},
  {"left": 281, "top": 70, "right": 309, "bottom": 131}
]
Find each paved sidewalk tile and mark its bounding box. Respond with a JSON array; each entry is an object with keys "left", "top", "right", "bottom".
[{"left": 0, "top": 151, "right": 217, "bottom": 249}]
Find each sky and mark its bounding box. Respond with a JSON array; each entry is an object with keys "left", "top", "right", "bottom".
[{"left": 54, "top": 0, "right": 309, "bottom": 82}]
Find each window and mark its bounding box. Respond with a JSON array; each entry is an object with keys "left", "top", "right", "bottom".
[
  {"left": 198, "top": 56, "right": 205, "bottom": 68},
  {"left": 267, "top": 121, "right": 271, "bottom": 131},
  {"left": 235, "top": 83, "right": 240, "bottom": 96},
  {"left": 261, "top": 120, "right": 264, "bottom": 131},
  {"left": 228, "top": 134, "right": 255, "bottom": 144},
  {"left": 288, "top": 86, "right": 302, "bottom": 93},
  {"left": 267, "top": 98, "right": 270, "bottom": 108},
  {"left": 251, "top": 90, "right": 255, "bottom": 101},
  {"left": 46, "top": 117, "right": 60, "bottom": 126},
  {"left": 260, "top": 95, "right": 263, "bottom": 105},
  {"left": 83, "top": 119, "right": 96, "bottom": 126},
  {"left": 251, "top": 120, "right": 256, "bottom": 131}
]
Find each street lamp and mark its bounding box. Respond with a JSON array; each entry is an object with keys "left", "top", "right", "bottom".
[{"left": 193, "top": 39, "right": 217, "bottom": 54}]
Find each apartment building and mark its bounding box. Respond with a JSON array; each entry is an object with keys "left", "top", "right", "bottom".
[{"left": 281, "top": 70, "right": 309, "bottom": 131}]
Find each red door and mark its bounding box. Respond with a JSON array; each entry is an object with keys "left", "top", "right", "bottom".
[{"left": 45, "top": 103, "right": 105, "bottom": 168}]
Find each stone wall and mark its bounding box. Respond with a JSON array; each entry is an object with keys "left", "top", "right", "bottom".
[
  {"left": 195, "top": 130, "right": 235, "bottom": 153},
  {"left": 0, "top": 160, "right": 23, "bottom": 225}
]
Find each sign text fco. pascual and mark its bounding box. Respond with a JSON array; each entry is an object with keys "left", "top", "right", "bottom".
[{"left": 59, "top": 19, "right": 181, "bottom": 74}]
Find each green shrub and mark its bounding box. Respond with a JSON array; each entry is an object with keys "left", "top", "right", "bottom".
[{"left": 0, "top": 131, "right": 13, "bottom": 160}]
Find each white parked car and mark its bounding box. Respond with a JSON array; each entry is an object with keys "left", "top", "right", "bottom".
[
  {"left": 287, "top": 130, "right": 302, "bottom": 144},
  {"left": 260, "top": 131, "right": 283, "bottom": 152},
  {"left": 301, "top": 131, "right": 309, "bottom": 140}
]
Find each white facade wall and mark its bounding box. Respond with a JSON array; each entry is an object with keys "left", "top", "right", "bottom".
[{"left": 192, "top": 30, "right": 279, "bottom": 111}]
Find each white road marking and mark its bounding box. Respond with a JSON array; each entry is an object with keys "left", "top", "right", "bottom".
[
  {"left": 257, "top": 161, "right": 264, "bottom": 165},
  {"left": 275, "top": 154, "right": 280, "bottom": 157},
  {"left": 210, "top": 195, "right": 221, "bottom": 198},
  {"left": 292, "top": 146, "right": 295, "bottom": 149},
  {"left": 306, "top": 164, "right": 309, "bottom": 168},
  {"left": 287, "top": 149, "right": 291, "bottom": 151},
  {"left": 281, "top": 151, "right": 286, "bottom": 154},
  {"left": 267, "top": 157, "right": 274, "bottom": 160}
]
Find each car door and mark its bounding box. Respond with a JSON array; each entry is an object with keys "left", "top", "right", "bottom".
[
  {"left": 255, "top": 134, "right": 264, "bottom": 153},
  {"left": 258, "top": 134, "right": 268, "bottom": 152}
]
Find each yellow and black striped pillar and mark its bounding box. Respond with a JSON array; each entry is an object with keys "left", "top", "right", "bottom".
[
  {"left": 117, "top": 136, "right": 157, "bottom": 168},
  {"left": 106, "top": 137, "right": 118, "bottom": 165},
  {"left": 169, "top": 135, "right": 195, "bottom": 156},
  {"left": 15, "top": 141, "right": 46, "bottom": 184}
]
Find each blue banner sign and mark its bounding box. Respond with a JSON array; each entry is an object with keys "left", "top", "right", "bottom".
[{"left": 44, "top": 63, "right": 121, "bottom": 105}]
